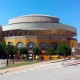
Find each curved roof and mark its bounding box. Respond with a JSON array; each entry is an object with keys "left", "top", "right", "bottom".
[
  {"left": 2, "top": 14, "right": 77, "bottom": 37},
  {"left": 3, "top": 23, "right": 77, "bottom": 33},
  {"left": 9, "top": 14, "right": 59, "bottom": 24},
  {"left": 10, "top": 14, "right": 59, "bottom": 19}
]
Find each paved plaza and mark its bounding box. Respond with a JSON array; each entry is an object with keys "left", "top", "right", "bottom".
[
  {"left": 0, "top": 59, "right": 7, "bottom": 68},
  {"left": 0, "top": 60, "right": 80, "bottom": 80}
]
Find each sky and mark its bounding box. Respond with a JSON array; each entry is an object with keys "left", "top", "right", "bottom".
[{"left": 0, "top": 0, "right": 80, "bottom": 41}]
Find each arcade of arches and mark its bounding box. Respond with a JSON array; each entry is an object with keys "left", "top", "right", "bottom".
[
  {"left": 8, "top": 41, "right": 58, "bottom": 50},
  {"left": 5, "top": 36, "right": 77, "bottom": 49},
  {"left": 7, "top": 41, "right": 76, "bottom": 50}
]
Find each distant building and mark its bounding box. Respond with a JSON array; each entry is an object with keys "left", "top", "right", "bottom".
[{"left": 0, "top": 14, "right": 77, "bottom": 51}]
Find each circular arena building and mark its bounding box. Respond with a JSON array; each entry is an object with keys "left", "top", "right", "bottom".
[{"left": 2, "top": 14, "right": 77, "bottom": 51}]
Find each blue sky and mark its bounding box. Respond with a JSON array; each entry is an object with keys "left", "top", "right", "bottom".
[{"left": 0, "top": 0, "right": 80, "bottom": 41}]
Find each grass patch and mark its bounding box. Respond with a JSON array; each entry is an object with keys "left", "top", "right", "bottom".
[{"left": 0, "top": 60, "right": 40, "bottom": 70}]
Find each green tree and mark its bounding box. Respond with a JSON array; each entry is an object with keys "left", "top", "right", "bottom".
[
  {"left": 4, "top": 45, "right": 10, "bottom": 66},
  {"left": 19, "top": 47, "right": 27, "bottom": 60},
  {"left": 8, "top": 45, "right": 14, "bottom": 54},
  {"left": 57, "top": 42, "right": 71, "bottom": 56},
  {"left": 47, "top": 48, "right": 55, "bottom": 55},
  {"left": 4, "top": 45, "right": 17, "bottom": 64},
  {"left": 33, "top": 47, "right": 40, "bottom": 55},
  {"left": 13, "top": 46, "right": 18, "bottom": 55},
  {"left": 0, "top": 42, "right": 6, "bottom": 59},
  {"left": 9, "top": 45, "right": 17, "bottom": 64},
  {"left": 19, "top": 47, "right": 27, "bottom": 54}
]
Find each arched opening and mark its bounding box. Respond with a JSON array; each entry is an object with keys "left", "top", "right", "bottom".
[
  {"left": 16, "top": 42, "right": 24, "bottom": 48},
  {"left": 51, "top": 42, "right": 58, "bottom": 50},
  {"left": 26, "top": 42, "right": 37, "bottom": 60},
  {"left": 39, "top": 42, "right": 48, "bottom": 55},
  {"left": 26, "top": 42, "right": 37, "bottom": 50},
  {"left": 39, "top": 42, "right": 48, "bottom": 50},
  {"left": 8, "top": 42, "right": 13, "bottom": 45}
]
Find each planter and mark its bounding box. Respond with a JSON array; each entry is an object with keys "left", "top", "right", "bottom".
[
  {"left": 43, "top": 55, "right": 50, "bottom": 60},
  {"left": 60, "top": 56, "right": 64, "bottom": 59},
  {"left": 49, "top": 55, "right": 58, "bottom": 60}
]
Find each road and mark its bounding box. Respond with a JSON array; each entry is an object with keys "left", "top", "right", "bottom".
[{"left": 0, "top": 60, "right": 80, "bottom": 80}]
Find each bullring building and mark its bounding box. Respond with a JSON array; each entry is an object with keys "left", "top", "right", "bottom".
[{"left": 0, "top": 14, "right": 77, "bottom": 51}]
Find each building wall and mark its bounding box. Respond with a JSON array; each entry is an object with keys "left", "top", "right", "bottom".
[
  {"left": 4, "top": 37, "right": 38, "bottom": 47},
  {"left": 3, "top": 36, "right": 77, "bottom": 48},
  {"left": 68, "top": 39, "right": 77, "bottom": 47}
]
